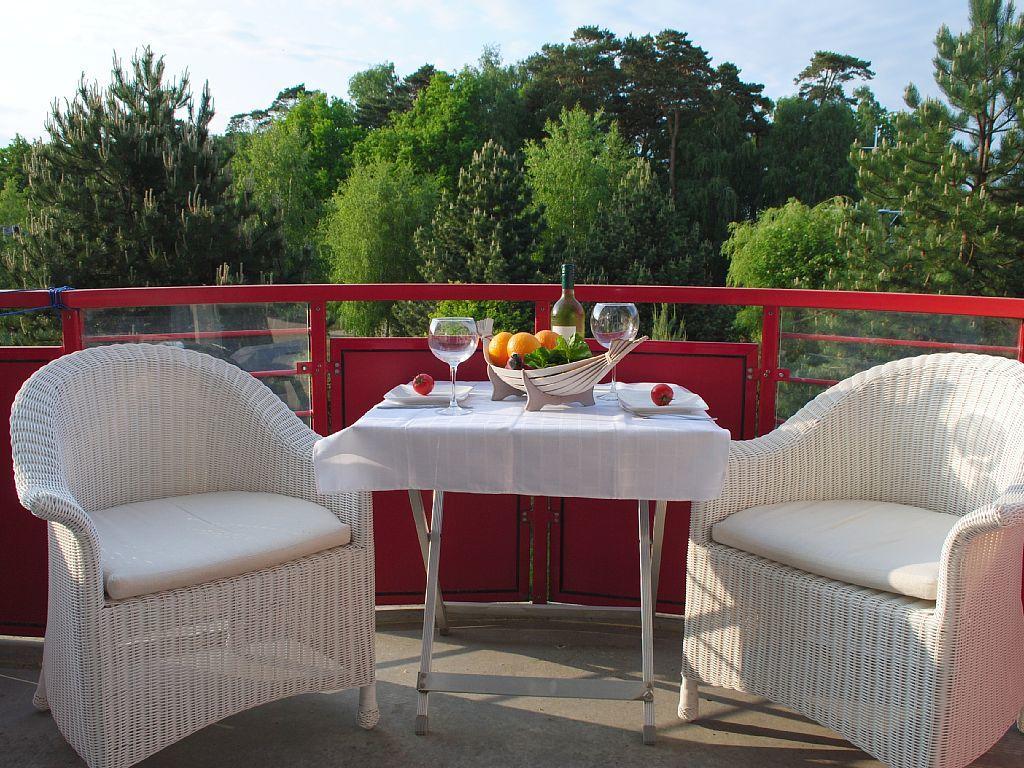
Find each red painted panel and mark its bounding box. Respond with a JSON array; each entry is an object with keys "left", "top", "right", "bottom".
[
  {"left": 549, "top": 343, "right": 758, "bottom": 613},
  {"left": 330, "top": 339, "right": 529, "bottom": 603},
  {"left": 551, "top": 499, "right": 690, "bottom": 612},
  {"left": 0, "top": 348, "right": 62, "bottom": 636}
]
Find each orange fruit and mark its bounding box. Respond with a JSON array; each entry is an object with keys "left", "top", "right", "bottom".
[
  {"left": 535, "top": 330, "right": 559, "bottom": 350},
  {"left": 507, "top": 332, "right": 541, "bottom": 358},
  {"left": 488, "top": 332, "right": 513, "bottom": 366}
]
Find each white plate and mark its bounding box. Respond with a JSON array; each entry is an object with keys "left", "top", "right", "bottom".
[
  {"left": 383, "top": 382, "right": 473, "bottom": 406},
  {"left": 616, "top": 382, "right": 708, "bottom": 415}
]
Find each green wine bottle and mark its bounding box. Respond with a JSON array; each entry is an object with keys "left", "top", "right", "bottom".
[{"left": 551, "top": 263, "right": 585, "bottom": 340}]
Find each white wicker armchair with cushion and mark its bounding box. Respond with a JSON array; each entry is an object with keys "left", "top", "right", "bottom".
[
  {"left": 680, "top": 353, "right": 1024, "bottom": 768},
  {"left": 10, "top": 343, "right": 378, "bottom": 768}
]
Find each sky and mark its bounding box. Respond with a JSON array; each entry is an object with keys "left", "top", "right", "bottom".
[{"left": 1, "top": 0, "right": 970, "bottom": 145}]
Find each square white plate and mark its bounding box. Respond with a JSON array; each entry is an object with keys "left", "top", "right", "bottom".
[
  {"left": 382, "top": 382, "right": 473, "bottom": 406},
  {"left": 616, "top": 382, "right": 709, "bottom": 415}
]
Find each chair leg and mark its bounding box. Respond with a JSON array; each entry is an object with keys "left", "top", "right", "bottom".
[
  {"left": 678, "top": 677, "right": 699, "bottom": 721},
  {"left": 358, "top": 683, "right": 379, "bottom": 730},
  {"left": 32, "top": 664, "right": 49, "bottom": 712}
]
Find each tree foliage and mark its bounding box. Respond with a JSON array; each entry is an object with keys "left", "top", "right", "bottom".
[
  {"left": 795, "top": 51, "right": 875, "bottom": 104},
  {"left": 22, "top": 48, "right": 284, "bottom": 288},
  {"left": 851, "top": 0, "right": 1024, "bottom": 295},
  {"left": 584, "top": 159, "right": 693, "bottom": 285},
  {"left": 321, "top": 160, "right": 437, "bottom": 334},
  {"left": 524, "top": 107, "right": 633, "bottom": 260},
  {"left": 231, "top": 90, "right": 363, "bottom": 280},
  {"left": 761, "top": 97, "right": 858, "bottom": 206},
  {"left": 417, "top": 139, "right": 541, "bottom": 284},
  {"left": 0, "top": 135, "right": 31, "bottom": 190},
  {"left": 353, "top": 55, "right": 529, "bottom": 190},
  {"left": 725, "top": 198, "right": 849, "bottom": 335},
  {"left": 415, "top": 139, "right": 542, "bottom": 330}
]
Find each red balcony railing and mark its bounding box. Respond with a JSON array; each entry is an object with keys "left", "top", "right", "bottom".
[{"left": 3, "top": 283, "right": 1024, "bottom": 636}]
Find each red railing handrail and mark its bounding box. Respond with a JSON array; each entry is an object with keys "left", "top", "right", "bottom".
[{"left": 4, "top": 284, "right": 1024, "bottom": 320}]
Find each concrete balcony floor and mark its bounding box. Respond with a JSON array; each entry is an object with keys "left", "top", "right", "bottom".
[{"left": 2, "top": 615, "right": 1022, "bottom": 768}]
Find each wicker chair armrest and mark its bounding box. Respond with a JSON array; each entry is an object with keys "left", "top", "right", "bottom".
[
  {"left": 690, "top": 423, "right": 838, "bottom": 544},
  {"left": 18, "top": 485, "right": 104, "bottom": 587},
  {"left": 935, "top": 484, "right": 1024, "bottom": 621},
  {"left": 248, "top": 417, "right": 373, "bottom": 548}
]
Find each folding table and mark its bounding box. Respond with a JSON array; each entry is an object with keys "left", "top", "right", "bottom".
[{"left": 314, "top": 382, "right": 730, "bottom": 743}]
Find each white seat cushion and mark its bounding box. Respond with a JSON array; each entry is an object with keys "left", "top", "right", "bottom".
[
  {"left": 711, "top": 500, "right": 958, "bottom": 601},
  {"left": 91, "top": 491, "right": 351, "bottom": 600}
]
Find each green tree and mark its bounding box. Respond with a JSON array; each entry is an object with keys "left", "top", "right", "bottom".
[
  {"left": 348, "top": 63, "right": 409, "bottom": 130},
  {"left": 618, "top": 30, "right": 716, "bottom": 194},
  {"left": 226, "top": 84, "right": 312, "bottom": 135},
  {"left": 0, "top": 135, "right": 31, "bottom": 190},
  {"left": 761, "top": 97, "right": 858, "bottom": 206},
  {"left": 584, "top": 159, "right": 692, "bottom": 285},
  {"left": 321, "top": 160, "right": 437, "bottom": 334},
  {"left": 523, "top": 26, "right": 623, "bottom": 128},
  {"left": 232, "top": 90, "right": 363, "bottom": 280},
  {"left": 795, "top": 51, "right": 875, "bottom": 104},
  {"left": 416, "top": 140, "right": 542, "bottom": 331},
  {"left": 725, "top": 198, "right": 849, "bottom": 334},
  {"left": 852, "top": 86, "right": 896, "bottom": 148},
  {"left": 852, "top": 0, "right": 1024, "bottom": 295},
  {"left": 354, "top": 55, "right": 529, "bottom": 190},
  {"left": 22, "top": 48, "right": 284, "bottom": 288},
  {"left": 524, "top": 107, "right": 633, "bottom": 261},
  {"left": 673, "top": 92, "right": 762, "bottom": 283},
  {"left": 417, "top": 140, "right": 541, "bottom": 283}
]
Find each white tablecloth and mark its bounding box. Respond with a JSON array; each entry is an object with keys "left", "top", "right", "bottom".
[{"left": 314, "top": 383, "right": 731, "bottom": 501}]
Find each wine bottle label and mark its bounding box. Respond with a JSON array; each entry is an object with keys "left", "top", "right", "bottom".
[{"left": 552, "top": 325, "right": 577, "bottom": 340}]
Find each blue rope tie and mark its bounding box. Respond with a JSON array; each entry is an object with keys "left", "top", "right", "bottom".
[{"left": 0, "top": 286, "right": 74, "bottom": 318}]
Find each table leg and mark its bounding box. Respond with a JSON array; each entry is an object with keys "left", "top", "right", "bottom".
[
  {"left": 408, "top": 490, "right": 450, "bottom": 635},
  {"left": 416, "top": 490, "right": 445, "bottom": 735},
  {"left": 650, "top": 500, "right": 667, "bottom": 607},
  {"left": 638, "top": 500, "right": 656, "bottom": 745}
]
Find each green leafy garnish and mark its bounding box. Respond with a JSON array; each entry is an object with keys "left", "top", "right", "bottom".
[{"left": 523, "top": 334, "right": 593, "bottom": 368}]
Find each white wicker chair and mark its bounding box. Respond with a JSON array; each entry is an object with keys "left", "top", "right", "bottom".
[
  {"left": 10, "top": 343, "right": 378, "bottom": 768},
  {"left": 680, "top": 353, "right": 1024, "bottom": 768}
]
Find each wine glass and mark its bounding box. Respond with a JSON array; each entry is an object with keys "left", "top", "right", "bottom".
[
  {"left": 591, "top": 303, "right": 639, "bottom": 400},
  {"left": 428, "top": 317, "right": 479, "bottom": 415}
]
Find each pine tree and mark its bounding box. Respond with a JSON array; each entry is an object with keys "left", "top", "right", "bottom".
[
  {"left": 583, "top": 159, "right": 691, "bottom": 285},
  {"left": 795, "top": 51, "right": 875, "bottom": 104},
  {"left": 22, "top": 47, "right": 284, "bottom": 288},
  {"left": 417, "top": 140, "right": 541, "bottom": 284},
  {"left": 851, "top": 0, "right": 1024, "bottom": 295},
  {"left": 415, "top": 140, "right": 541, "bottom": 331}
]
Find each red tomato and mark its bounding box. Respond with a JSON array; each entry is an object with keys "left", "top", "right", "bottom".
[
  {"left": 651, "top": 383, "right": 674, "bottom": 406},
  {"left": 412, "top": 373, "right": 434, "bottom": 395}
]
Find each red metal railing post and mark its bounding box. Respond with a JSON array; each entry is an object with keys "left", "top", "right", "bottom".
[
  {"left": 308, "top": 301, "right": 329, "bottom": 436},
  {"left": 60, "top": 309, "right": 84, "bottom": 353},
  {"left": 1017, "top": 319, "right": 1024, "bottom": 363},
  {"left": 758, "top": 306, "right": 781, "bottom": 436}
]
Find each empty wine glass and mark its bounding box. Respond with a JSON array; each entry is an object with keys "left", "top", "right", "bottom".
[
  {"left": 428, "top": 317, "right": 479, "bottom": 415},
  {"left": 591, "top": 303, "right": 639, "bottom": 400}
]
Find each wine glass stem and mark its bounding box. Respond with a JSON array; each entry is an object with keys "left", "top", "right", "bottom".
[
  {"left": 449, "top": 364, "right": 458, "bottom": 410},
  {"left": 610, "top": 366, "right": 617, "bottom": 397}
]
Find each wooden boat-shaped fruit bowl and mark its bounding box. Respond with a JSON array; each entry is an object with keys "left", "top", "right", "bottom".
[{"left": 478, "top": 319, "right": 647, "bottom": 411}]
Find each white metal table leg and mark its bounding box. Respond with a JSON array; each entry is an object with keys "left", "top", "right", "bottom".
[
  {"left": 408, "top": 489, "right": 450, "bottom": 635},
  {"left": 638, "top": 499, "right": 656, "bottom": 745},
  {"left": 415, "top": 490, "right": 445, "bottom": 735},
  {"left": 650, "top": 500, "right": 667, "bottom": 606}
]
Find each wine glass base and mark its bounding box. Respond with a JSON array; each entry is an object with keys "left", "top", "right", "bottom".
[{"left": 436, "top": 404, "right": 472, "bottom": 416}]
